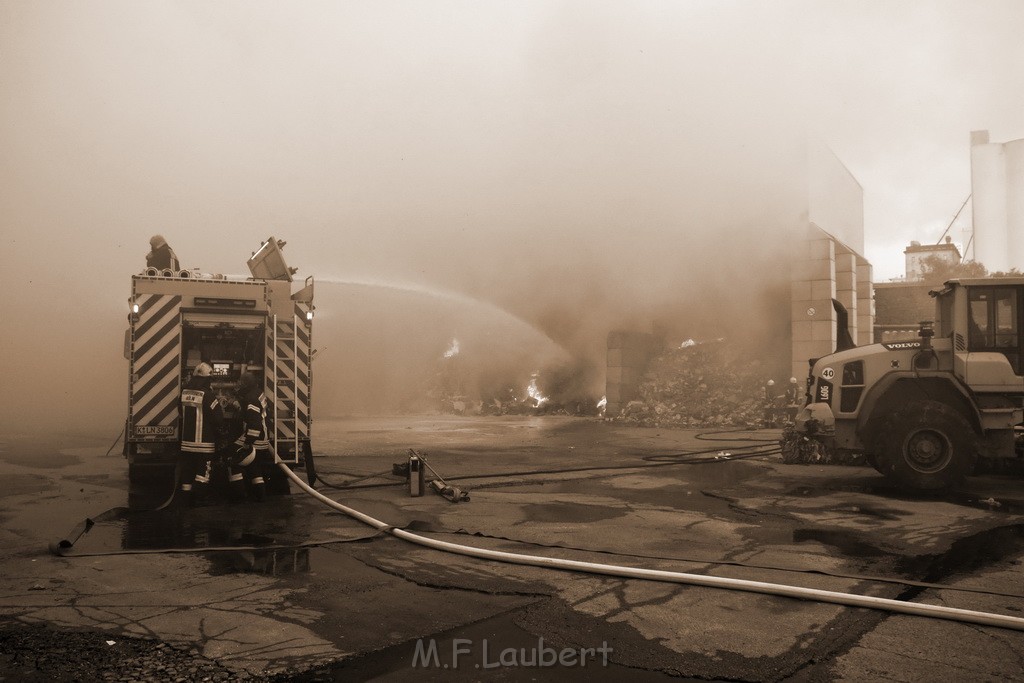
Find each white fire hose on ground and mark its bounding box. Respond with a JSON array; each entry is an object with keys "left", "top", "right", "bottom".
[{"left": 274, "top": 461, "right": 1024, "bottom": 633}]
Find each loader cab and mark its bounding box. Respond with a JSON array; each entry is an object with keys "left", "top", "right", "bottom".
[{"left": 944, "top": 279, "right": 1024, "bottom": 391}]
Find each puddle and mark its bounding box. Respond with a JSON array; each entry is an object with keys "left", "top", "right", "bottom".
[
  {"left": 792, "top": 528, "right": 888, "bottom": 559},
  {"left": 206, "top": 547, "right": 312, "bottom": 576},
  {"left": 119, "top": 501, "right": 310, "bottom": 551},
  {"left": 784, "top": 479, "right": 896, "bottom": 499},
  {"left": 1, "top": 473, "right": 54, "bottom": 498},
  {"left": 784, "top": 480, "right": 1024, "bottom": 515},
  {"left": 941, "top": 490, "right": 1024, "bottom": 515},
  {"left": 659, "top": 459, "right": 763, "bottom": 487},
  {"left": 898, "top": 523, "right": 1024, "bottom": 584},
  {"left": 0, "top": 450, "right": 82, "bottom": 469}
]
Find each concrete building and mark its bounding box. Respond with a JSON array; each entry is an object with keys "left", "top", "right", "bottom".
[
  {"left": 872, "top": 238, "right": 960, "bottom": 344},
  {"left": 904, "top": 238, "right": 962, "bottom": 281},
  {"left": 788, "top": 144, "right": 873, "bottom": 381},
  {"left": 970, "top": 130, "right": 1024, "bottom": 272},
  {"left": 606, "top": 140, "right": 874, "bottom": 414}
]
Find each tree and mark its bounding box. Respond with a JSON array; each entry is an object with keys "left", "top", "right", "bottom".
[{"left": 918, "top": 255, "right": 988, "bottom": 285}]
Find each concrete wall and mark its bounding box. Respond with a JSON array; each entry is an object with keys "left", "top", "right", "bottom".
[
  {"left": 790, "top": 141, "right": 869, "bottom": 379},
  {"left": 873, "top": 281, "right": 934, "bottom": 342},
  {"left": 856, "top": 259, "right": 874, "bottom": 346},
  {"left": 807, "top": 143, "right": 865, "bottom": 255},
  {"left": 789, "top": 225, "right": 873, "bottom": 381},
  {"left": 790, "top": 225, "right": 836, "bottom": 380},
  {"left": 605, "top": 331, "right": 660, "bottom": 415}
]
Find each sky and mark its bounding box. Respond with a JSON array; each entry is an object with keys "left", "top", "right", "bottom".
[{"left": 2, "top": 1, "right": 1024, "bottom": 430}]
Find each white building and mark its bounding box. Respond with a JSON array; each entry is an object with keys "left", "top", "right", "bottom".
[{"left": 970, "top": 130, "right": 1024, "bottom": 273}]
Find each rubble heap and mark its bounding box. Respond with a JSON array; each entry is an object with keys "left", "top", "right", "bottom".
[
  {"left": 779, "top": 425, "right": 868, "bottom": 466},
  {"left": 620, "top": 340, "right": 767, "bottom": 428}
]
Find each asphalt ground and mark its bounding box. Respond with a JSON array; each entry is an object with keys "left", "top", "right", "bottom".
[{"left": 3, "top": 415, "right": 1024, "bottom": 681}]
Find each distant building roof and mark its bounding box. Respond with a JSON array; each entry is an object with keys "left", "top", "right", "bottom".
[{"left": 904, "top": 239, "right": 961, "bottom": 259}]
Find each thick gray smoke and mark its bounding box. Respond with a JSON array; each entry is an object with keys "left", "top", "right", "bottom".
[{"left": 3, "top": 2, "right": 1022, "bottom": 433}]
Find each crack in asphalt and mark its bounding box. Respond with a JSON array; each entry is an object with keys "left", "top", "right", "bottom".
[{"left": 347, "top": 552, "right": 554, "bottom": 598}]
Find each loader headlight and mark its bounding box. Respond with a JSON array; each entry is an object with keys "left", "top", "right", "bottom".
[
  {"left": 132, "top": 303, "right": 140, "bottom": 314},
  {"left": 306, "top": 310, "right": 314, "bottom": 321}
]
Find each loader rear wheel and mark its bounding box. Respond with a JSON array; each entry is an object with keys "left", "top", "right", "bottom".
[{"left": 874, "top": 400, "right": 976, "bottom": 491}]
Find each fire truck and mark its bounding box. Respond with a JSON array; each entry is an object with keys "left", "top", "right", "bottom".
[
  {"left": 792, "top": 279, "right": 1024, "bottom": 491},
  {"left": 123, "top": 237, "right": 315, "bottom": 490}
]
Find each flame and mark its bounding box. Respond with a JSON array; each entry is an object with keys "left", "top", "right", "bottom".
[
  {"left": 443, "top": 338, "right": 460, "bottom": 359},
  {"left": 597, "top": 395, "right": 607, "bottom": 414},
  {"left": 527, "top": 372, "right": 548, "bottom": 406}
]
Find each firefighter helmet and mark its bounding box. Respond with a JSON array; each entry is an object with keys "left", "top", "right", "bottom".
[
  {"left": 193, "top": 362, "right": 213, "bottom": 377},
  {"left": 237, "top": 372, "right": 258, "bottom": 394},
  {"left": 790, "top": 377, "right": 798, "bottom": 383}
]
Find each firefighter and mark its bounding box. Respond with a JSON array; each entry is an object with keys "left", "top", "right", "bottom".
[
  {"left": 762, "top": 379, "right": 777, "bottom": 427},
  {"left": 784, "top": 377, "right": 801, "bottom": 422},
  {"left": 146, "top": 234, "right": 180, "bottom": 271},
  {"left": 230, "top": 372, "right": 271, "bottom": 502},
  {"left": 178, "top": 362, "right": 224, "bottom": 506}
]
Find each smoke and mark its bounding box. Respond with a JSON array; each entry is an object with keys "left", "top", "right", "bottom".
[
  {"left": 0, "top": 2, "right": 804, "bottom": 429},
  {"left": 310, "top": 280, "right": 571, "bottom": 414},
  {"left": 4, "top": 2, "right": 1022, "bottom": 433}
]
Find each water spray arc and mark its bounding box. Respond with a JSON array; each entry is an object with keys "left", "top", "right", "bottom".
[{"left": 316, "top": 276, "right": 573, "bottom": 359}]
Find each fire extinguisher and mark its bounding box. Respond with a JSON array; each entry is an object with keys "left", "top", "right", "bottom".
[{"left": 408, "top": 453, "right": 425, "bottom": 497}]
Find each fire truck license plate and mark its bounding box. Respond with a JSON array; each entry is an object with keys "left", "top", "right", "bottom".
[{"left": 135, "top": 425, "right": 176, "bottom": 437}]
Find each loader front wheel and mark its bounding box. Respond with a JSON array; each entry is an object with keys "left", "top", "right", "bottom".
[{"left": 875, "top": 400, "right": 976, "bottom": 491}]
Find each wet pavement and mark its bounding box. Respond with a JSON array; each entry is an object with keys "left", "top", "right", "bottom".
[{"left": 3, "top": 416, "right": 1024, "bottom": 680}]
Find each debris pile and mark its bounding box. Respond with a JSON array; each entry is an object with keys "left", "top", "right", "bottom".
[
  {"left": 620, "top": 340, "right": 766, "bottom": 428},
  {"left": 428, "top": 356, "right": 603, "bottom": 417},
  {"left": 0, "top": 623, "right": 253, "bottom": 681},
  {"left": 779, "top": 425, "right": 829, "bottom": 464},
  {"left": 779, "top": 425, "right": 868, "bottom": 466}
]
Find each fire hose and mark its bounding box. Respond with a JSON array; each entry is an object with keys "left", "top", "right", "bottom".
[{"left": 274, "top": 458, "right": 1024, "bottom": 633}]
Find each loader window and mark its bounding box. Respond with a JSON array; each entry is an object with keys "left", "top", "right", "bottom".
[
  {"left": 969, "top": 295, "right": 990, "bottom": 347},
  {"left": 995, "top": 290, "right": 1018, "bottom": 348},
  {"left": 936, "top": 293, "right": 954, "bottom": 337},
  {"left": 968, "top": 287, "right": 1020, "bottom": 373}
]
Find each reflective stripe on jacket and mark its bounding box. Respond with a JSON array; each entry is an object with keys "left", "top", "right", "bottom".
[
  {"left": 235, "top": 391, "right": 271, "bottom": 451},
  {"left": 181, "top": 383, "right": 223, "bottom": 454}
]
